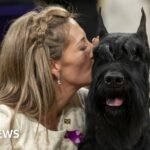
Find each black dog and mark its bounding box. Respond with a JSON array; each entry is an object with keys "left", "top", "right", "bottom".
[{"left": 78, "top": 9, "right": 150, "bottom": 150}]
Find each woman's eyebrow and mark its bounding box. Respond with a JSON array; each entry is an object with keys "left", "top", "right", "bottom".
[{"left": 76, "top": 37, "right": 86, "bottom": 46}]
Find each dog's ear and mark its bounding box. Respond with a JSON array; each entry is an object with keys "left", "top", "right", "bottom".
[
  {"left": 98, "top": 8, "right": 108, "bottom": 39},
  {"left": 137, "top": 8, "right": 149, "bottom": 49}
]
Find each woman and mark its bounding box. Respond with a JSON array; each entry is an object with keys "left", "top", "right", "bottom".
[{"left": 0, "top": 5, "right": 98, "bottom": 149}]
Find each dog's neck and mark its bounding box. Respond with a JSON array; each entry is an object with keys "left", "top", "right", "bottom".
[{"left": 95, "top": 111, "right": 148, "bottom": 149}]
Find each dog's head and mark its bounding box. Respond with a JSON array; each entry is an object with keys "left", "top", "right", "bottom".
[{"left": 88, "top": 9, "right": 150, "bottom": 125}]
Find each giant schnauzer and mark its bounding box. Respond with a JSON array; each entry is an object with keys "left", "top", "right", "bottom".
[{"left": 78, "top": 9, "right": 150, "bottom": 150}]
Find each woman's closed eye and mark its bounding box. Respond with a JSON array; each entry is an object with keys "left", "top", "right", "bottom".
[{"left": 80, "top": 45, "right": 87, "bottom": 51}]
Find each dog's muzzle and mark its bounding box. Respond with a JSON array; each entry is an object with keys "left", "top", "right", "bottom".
[
  {"left": 104, "top": 71, "right": 125, "bottom": 88},
  {"left": 102, "top": 71, "right": 125, "bottom": 107}
]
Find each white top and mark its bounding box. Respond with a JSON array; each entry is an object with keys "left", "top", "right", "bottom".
[{"left": 0, "top": 88, "right": 88, "bottom": 150}]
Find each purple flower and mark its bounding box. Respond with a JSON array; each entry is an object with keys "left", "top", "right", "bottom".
[{"left": 64, "top": 130, "right": 84, "bottom": 145}]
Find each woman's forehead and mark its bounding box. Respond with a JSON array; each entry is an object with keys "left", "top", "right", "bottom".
[
  {"left": 68, "top": 18, "right": 78, "bottom": 25},
  {"left": 67, "top": 19, "right": 86, "bottom": 42}
]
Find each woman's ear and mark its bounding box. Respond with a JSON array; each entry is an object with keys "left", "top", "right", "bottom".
[{"left": 50, "top": 59, "right": 61, "bottom": 78}]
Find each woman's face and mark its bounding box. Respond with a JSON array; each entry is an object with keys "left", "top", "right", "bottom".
[{"left": 59, "top": 19, "right": 94, "bottom": 88}]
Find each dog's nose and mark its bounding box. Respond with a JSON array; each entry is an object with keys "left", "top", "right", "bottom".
[{"left": 104, "top": 71, "right": 124, "bottom": 87}]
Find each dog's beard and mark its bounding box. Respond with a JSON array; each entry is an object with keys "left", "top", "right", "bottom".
[{"left": 89, "top": 79, "right": 148, "bottom": 149}]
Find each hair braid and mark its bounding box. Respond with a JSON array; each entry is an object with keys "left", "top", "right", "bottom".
[{"left": 0, "top": 6, "right": 74, "bottom": 120}]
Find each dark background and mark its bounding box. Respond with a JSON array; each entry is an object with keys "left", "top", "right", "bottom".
[{"left": 0, "top": 0, "right": 99, "bottom": 43}]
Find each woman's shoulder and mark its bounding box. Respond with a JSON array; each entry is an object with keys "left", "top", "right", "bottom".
[
  {"left": 58, "top": 88, "right": 88, "bottom": 133},
  {"left": 0, "top": 104, "right": 14, "bottom": 129},
  {"left": 77, "top": 87, "right": 89, "bottom": 98},
  {"left": 66, "top": 87, "right": 89, "bottom": 110},
  {"left": 0, "top": 104, "right": 66, "bottom": 149},
  {"left": 0, "top": 104, "right": 34, "bottom": 130},
  {"left": 0, "top": 104, "right": 14, "bottom": 115},
  {"left": 76, "top": 87, "right": 89, "bottom": 107}
]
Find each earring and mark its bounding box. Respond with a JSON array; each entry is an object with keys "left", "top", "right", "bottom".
[{"left": 57, "top": 73, "right": 62, "bottom": 85}]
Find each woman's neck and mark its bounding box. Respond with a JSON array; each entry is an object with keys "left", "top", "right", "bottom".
[
  {"left": 55, "top": 83, "right": 78, "bottom": 112},
  {"left": 41, "top": 82, "right": 78, "bottom": 130}
]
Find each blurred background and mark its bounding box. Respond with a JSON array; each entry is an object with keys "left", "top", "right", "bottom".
[
  {"left": 0, "top": 0, "right": 34, "bottom": 42},
  {"left": 102, "top": 0, "right": 150, "bottom": 47},
  {"left": 0, "top": 0, "right": 150, "bottom": 44},
  {"left": 0, "top": 0, "right": 99, "bottom": 43}
]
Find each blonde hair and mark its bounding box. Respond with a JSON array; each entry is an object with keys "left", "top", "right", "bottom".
[{"left": 0, "top": 6, "right": 74, "bottom": 122}]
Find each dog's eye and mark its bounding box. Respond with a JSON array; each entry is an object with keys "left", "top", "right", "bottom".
[
  {"left": 132, "top": 48, "right": 143, "bottom": 60},
  {"left": 131, "top": 48, "right": 136, "bottom": 55},
  {"left": 123, "top": 44, "right": 143, "bottom": 61}
]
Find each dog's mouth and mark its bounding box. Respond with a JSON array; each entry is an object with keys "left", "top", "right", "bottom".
[
  {"left": 106, "top": 97, "right": 124, "bottom": 107},
  {"left": 100, "top": 88, "right": 127, "bottom": 108}
]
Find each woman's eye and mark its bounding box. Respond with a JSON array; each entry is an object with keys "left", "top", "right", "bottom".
[{"left": 80, "top": 46, "right": 87, "bottom": 51}]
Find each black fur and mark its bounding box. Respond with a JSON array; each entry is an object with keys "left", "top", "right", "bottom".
[{"left": 78, "top": 9, "right": 150, "bottom": 150}]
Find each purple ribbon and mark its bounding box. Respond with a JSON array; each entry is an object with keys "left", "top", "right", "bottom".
[{"left": 64, "top": 130, "right": 84, "bottom": 145}]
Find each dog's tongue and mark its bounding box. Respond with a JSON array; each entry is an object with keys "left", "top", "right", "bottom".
[{"left": 106, "top": 98, "right": 123, "bottom": 107}]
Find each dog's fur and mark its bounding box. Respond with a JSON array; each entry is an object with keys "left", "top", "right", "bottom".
[{"left": 78, "top": 9, "right": 150, "bottom": 150}]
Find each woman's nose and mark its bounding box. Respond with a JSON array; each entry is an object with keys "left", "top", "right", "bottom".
[
  {"left": 90, "top": 36, "right": 99, "bottom": 59},
  {"left": 89, "top": 42, "right": 94, "bottom": 59},
  {"left": 92, "top": 36, "right": 99, "bottom": 46}
]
